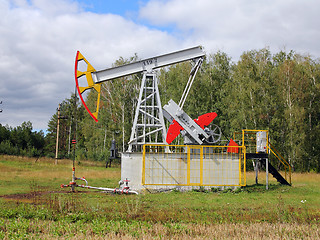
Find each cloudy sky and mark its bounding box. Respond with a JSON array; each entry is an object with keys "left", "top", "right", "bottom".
[{"left": 1, "top": 0, "right": 319, "bottom": 131}]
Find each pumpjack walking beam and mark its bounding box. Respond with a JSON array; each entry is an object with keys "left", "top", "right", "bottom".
[
  {"left": 91, "top": 46, "right": 205, "bottom": 83},
  {"left": 75, "top": 46, "right": 205, "bottom": 152}
]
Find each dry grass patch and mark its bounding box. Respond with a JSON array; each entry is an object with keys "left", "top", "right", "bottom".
[
  {"left": 0, "top": 219, "right": 319, "bottom": 239},
  {"left": 291, "top": 172, "right": 320, "bottom": 184}
]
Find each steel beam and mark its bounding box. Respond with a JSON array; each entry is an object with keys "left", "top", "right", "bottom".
[{"left": 92, "top": 46, "right": 204, "bottom": 83}]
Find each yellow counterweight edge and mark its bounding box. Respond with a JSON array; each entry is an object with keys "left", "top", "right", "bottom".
[{"left": 75, "top": 51, "right": 102, "bottom": 121}]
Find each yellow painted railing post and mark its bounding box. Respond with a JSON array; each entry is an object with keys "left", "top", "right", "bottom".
[
  {"left": 239, "top": 147, "right": 242, "bottom": 186},
  {"left": 242, "top": 130, "right": 245, "bottom": 147},
  {"left": 142, "top": 144, "right": 146, "bottom": 185},
  {"left": 200, "top": 146, "right": 203, "bottom": 185},
  {"left": 187, "top": 146, "right": 190, "bottom": 185},
  {"left": 244, "top": 147, "right": 246, "bottom": 186}
]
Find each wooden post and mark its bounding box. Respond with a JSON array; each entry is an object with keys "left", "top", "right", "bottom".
[{"left": 55, "top": 104, "right": 61, "bottom": 164}]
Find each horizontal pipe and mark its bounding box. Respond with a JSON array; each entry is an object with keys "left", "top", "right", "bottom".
[{"left": 77, "top": 185, "right": 139, "bottom": 195}]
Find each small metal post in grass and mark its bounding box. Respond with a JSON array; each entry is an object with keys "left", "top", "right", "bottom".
[
  {"left": 71, "top": 87, "right": 77, "bottom": 192},
  {"left": 255, "top": 159, "right": 259, "bottom": 185},
  {"left": 72, "top": 139, "right": 76, "bottom": 192},
  {"left": 266, "top": 158, "right": 269, "bottom": 190}
]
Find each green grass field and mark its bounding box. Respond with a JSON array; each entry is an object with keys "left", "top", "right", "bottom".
[{"left": 0, "top": 155, "right": 319, "bottom": 239}]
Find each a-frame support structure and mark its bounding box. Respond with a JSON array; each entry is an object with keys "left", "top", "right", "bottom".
[{"left": 127, "top": 72, "right": 167, "bottom": 152}]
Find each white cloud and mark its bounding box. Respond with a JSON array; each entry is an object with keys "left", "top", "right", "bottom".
[
  {"left": 0, "top": 0, "right": 179, "bottom": 130},
  {"left": 1, "top": 0, "right": 319, "bottom": 131},
  {"left": 139, "top": 0, "right": 320, "bottom": 58}
]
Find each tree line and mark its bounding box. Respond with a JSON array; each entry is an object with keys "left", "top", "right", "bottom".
[
  {"left": 1, "top": 48, "right": 319, "bottom": 172},
  {"left": 0, "top": 121, "right": 45, "bottom": 157}
]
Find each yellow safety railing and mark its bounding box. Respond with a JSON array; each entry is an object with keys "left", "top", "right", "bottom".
[
  {"left": 267, "top": 141, "right": 292, "bottom": 185},
  {"left": 234, "top": 129, "right": 269, "bottom": 152},
  {"left": 142, "top": 144, "right": 246, "bottom": 187},
  {"left": 234, "top": 129, "right": 291, "bottom": 185}
]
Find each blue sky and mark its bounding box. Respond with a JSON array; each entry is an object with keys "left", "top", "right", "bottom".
[
  {"left": 77, "top": 0, "right": 176, "bottom": 33},
  {"left": 1, "top": 0, "right": 320, "bottom": 130},
  {"left": 78, "top": 0, "right": 149, "bottom": 15}
]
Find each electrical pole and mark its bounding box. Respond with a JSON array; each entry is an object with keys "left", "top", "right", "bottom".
[{"left": 55, "top": 104, "right": 61, "bottom": 164}]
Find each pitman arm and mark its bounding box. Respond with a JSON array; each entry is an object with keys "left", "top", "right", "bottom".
[{"left": 163, "top": 99, "right": 217, "bottom": 145}]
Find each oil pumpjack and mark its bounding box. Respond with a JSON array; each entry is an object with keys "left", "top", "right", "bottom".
[
  {"left": 62, "top": 46, "right": 224, "bottom": 192},
  {"left": 75, "top": 46, "right": 221, "bottom": 149}
]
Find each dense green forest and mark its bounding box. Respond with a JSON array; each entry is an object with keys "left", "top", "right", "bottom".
[
  {"left": 1, "top": 48, "right": 319, "bottom": 172},
  {"left": 0, "top": 121, "right": 45, "bottom": 157}
]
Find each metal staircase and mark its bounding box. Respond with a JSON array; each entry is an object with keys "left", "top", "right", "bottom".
[
  {"left": 260, "top": 159, "right": 291, "bottom": 185},
  {"left": 236, "top": 129, "right": 292, "bottom": 186},
  {"left": 267, "top": 141, "right": 292, "bottom": 185}
]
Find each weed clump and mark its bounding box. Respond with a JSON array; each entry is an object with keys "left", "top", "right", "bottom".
[
  {"left": 211, "top": 187, "right": 219, "bottom": 192},
  {"left": 233, "top": 187, "right": 242, "bottom": 194},
  {"left": 222, "top": 187, "right": 232, "bottom": 193}
]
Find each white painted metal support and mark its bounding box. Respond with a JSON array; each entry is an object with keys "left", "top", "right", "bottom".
[
  {"left": 179, "top": 58, "right": 203, "bottom": 109},
  {"left": 255, "top": 160, "right": 259, "bottom": 185},
  {"left": 266, "top": 158, "right": 269, "bottom": 190},
  {"left": 127, "top": 72, "right": 167, "bottom": 152}
]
